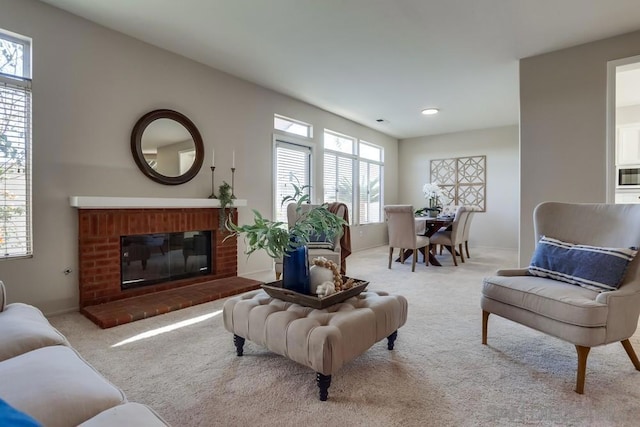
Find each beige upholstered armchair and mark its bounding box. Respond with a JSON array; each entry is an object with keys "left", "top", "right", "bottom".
[
  {"left": 482, "top": 202, "right": 640, "bottom": 394},
  {"left": 274, "top": 203, "right": 347, "bottom": 280},
  {"left": 384, "top": 205, "right": 430, "bottom": 272}
]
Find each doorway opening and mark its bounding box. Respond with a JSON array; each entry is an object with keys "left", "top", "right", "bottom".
[{"left": 607, "top": 55, "right": 640, "bottom": 204}]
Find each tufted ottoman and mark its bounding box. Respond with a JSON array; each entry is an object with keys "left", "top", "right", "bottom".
[{"left": 223, "top": 289, "right": 408, "bottom": 400}]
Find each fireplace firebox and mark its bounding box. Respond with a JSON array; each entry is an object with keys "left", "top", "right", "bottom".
[{"left": 121, "top": 231, "right": 212, "bottom": 290}]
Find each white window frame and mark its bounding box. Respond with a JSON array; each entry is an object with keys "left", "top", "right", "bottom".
[
  {"left": 358, "top": 140, "right": 384, "bottom": 225},
  {"left": 0, "top": 31, "right": 31, "bottom": 80},
  {"left": 323, "top": 130, "right": 385, "bottom": 226},
  {"left": 323, "top": 130, "right": 357, "bottom": 224},
  {"left": 272, "top": 133, "right": 315, "bottom": 222},
  {"left": 1, "top": 29, "right": 32, "bottom": 260},
  {"left": 274, "top": 114, "right": 313, "bottom": 139}
]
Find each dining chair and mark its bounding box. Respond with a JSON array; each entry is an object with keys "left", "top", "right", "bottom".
[
  {"left": 461, "top": 210, "right": 476, "bottom": 258},
  {"left": 430, "top": 206, "right": 469, "bottom": 266},
  {"left": 438, "top": 205, "right": 462, "bottom": 254},
  {"left": 384, "top": 205, "right": 430, "bottom": 272},
  {"left": 439, "top": 205, "right": 459, "bottom": 216}
]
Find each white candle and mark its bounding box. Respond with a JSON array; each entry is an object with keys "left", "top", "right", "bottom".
[
  {"left": 232, "top": 150, "right": 235, "bottom": 168},
  {"left": 211, "top": 148, "right": 215, "bottom": 167}
]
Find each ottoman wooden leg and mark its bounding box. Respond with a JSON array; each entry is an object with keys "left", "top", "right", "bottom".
[
  {"left": 233, "top": 334, "right": 245, "bottom": 356},
  {"left": 387, "top": 330, "right": 398, "bottom": 350},
  {"left": 316, "top": 373, "right": 331, "bottom": 401}
]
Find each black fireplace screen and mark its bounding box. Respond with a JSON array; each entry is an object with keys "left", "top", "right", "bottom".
[{"left": 120, "top": 231, "right": 212, "bottom": 290}]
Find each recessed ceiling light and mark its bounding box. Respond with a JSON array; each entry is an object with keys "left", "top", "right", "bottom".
[{"left": 421, "top": 108, "right": 439, "bottom": 115}]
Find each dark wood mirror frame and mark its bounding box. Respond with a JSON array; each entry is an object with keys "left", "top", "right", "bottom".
[{"left": 131, "top": 109, "right": 204, "bottom": 185}]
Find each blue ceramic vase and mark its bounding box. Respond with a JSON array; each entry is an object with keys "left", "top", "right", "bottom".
[{"left": 282, "top": 244, "right": 310, "bottom": 295}]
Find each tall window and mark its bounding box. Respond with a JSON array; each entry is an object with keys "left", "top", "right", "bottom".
[
  {"left": 274, "top": 139, "right": 311, "bottom": 222},
  {"left": 1, "top": 31, "right": 32, "bottom": 259},
  {"left": 359, "top": 141, "right": 383, "bottom": 224},
  {"left": 323, "top": 131, "right": 355, "bottom": 219},
  {"left": 323, "top": 130, "right": 384, "bottom": 225}
]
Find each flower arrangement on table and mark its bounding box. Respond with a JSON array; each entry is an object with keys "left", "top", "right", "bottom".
[{"left": 417, "top": 182, "right": 445, "bottom": 217}]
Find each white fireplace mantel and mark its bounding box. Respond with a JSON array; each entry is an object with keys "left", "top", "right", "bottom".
[{"left": 69, "top": 196, "right": 247, "bottom": 209}]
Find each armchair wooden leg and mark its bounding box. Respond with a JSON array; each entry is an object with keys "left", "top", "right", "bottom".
[
  {"left": 621, "top": 339, "right": 640, "bottom": 370},
  {"left": 482, "top": 310, "right": 489, "bottom": 345},
  {"left": 459, "top": 243, "right": 465, "bottom": 263},
  {"left": 450, "top": 246, "right": 458, "bottom": 266},
  {"left": 465, "top": 241, "right": 470, "bottom": 258},
  {"left": 575, "top": 345, "right": 590, "bottom": 394},
  {"left": 388, "top": 247, "right": 393, "bottom": 269},
  {"left": 400, "top": 249, "right": 405, "bottom": 264}
]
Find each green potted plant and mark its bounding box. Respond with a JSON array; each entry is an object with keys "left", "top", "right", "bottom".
[
  {"left": 226, "top": 183, "right": 346, "bottom": 294},
  {"left": 217, "top": 181, "right": 234, "bottom": 229}
]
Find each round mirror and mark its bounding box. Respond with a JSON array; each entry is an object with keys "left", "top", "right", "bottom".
[{"left": 131, "top": 109, "right": 204, "bottom": 185}]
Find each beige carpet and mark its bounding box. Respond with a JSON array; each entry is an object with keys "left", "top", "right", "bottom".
[{"left": 49, "top": 246, "right": 640, "bottom": 426}]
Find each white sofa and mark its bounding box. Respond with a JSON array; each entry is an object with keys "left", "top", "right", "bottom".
[{"left": 0, "top": 281, "right": 169, "bottom": 427}]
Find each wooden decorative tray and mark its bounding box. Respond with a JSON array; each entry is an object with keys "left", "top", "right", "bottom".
[{"left": 261, "top": 276, "right": 369, "bottom": 309}]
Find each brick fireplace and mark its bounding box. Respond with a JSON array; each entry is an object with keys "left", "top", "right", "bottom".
[
  {"left": 71, "top": 197, "right": 261, "bottom": 328},
  {"left": 77, "top": 206, "right": 237, "bottom": 307}
]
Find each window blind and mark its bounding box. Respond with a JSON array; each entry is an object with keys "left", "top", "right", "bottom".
[
  {"left": 359, "top": 161, "right": 381, "bottom": 224},
  {"left": 0, "top": 76, "right": 32, "bottom": 258},
  {"left": 275, "top": 140, "right": 311, "bottom": 223},
  {"left": 323, "top": 152, "right": 353, "bottom": 221}
]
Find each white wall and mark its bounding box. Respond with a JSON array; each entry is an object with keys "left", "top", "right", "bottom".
[
  {"left": 0, "top": 0, "right": 398, "bottom": 314},
  {"left": 519, "top": 29, "right": 640, "bottom": 266},
  {"left": 399, "top": 126, "right": 519, "bottom": 250}
]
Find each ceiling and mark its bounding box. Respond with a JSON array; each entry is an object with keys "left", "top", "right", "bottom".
[{"left": 39, "top": 0, "right": 640, "bottom": 139}]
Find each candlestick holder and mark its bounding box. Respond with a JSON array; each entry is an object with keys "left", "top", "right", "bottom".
[
  {"left": 208, "top": 166, "right": 217, "bottom": 199},
  {"left": 231, "top": 167, "right": 237, "bottom": 199}
]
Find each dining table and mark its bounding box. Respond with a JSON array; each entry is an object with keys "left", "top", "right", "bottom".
[{"left": 395, "top": 216, "right": 454, "bottom": 267}]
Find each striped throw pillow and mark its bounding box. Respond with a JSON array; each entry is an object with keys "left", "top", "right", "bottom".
[
  {"left": 307, "top": 232, "right": 335, "bottom": 250},
  {"left": 529, "top": 236, "right": 637, "bottom": 292}
]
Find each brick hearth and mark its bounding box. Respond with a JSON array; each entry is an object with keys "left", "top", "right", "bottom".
[{"left": 81, "top": 276, "right": 262, "bottom": 328}]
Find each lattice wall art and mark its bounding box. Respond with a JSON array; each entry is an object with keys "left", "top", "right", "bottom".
[{"left": 430, "top": 155, "right": 486, "bottom": 211}]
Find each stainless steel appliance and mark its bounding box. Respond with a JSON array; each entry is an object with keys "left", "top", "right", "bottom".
[{"left": 617, "top": 166, "right": 640, "bottom": 187}]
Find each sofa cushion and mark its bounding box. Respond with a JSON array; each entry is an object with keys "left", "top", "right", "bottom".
[
  {"left": 528, "top": 236, "right": 637, "bottom": 292},
  {"left": 482, "top": 275, "right": 608, "bottom": 327},
  {"left": 0, "top": 398, "right": 41, "bottom": 427},
  {"left": 79, "top": 403, "right": 169, "bottom": 427},
  {"left": 0, "top": 346, "right": 126, "bottom": 427},
  {"left": 0, "top": 303, "right": 70, "bottom": 362}
]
